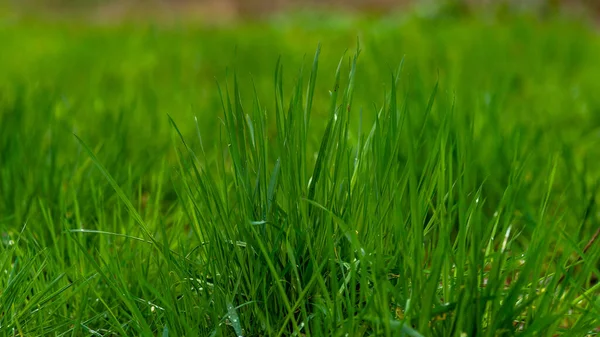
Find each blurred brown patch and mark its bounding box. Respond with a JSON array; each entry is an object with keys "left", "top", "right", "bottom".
[{"left": 9, "top": 0, "right": 600, "bottom": 23}]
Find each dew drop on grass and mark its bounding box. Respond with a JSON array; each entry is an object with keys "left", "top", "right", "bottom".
[{"left": 227, "top": 301, "right": 243, "bottom": 337}]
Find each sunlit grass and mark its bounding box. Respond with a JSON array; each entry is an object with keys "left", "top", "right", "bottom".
[{"left": 1, "top": 11, "right": 600, "bottom": 336}]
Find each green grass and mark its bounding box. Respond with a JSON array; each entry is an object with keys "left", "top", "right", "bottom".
[{"left": 1, "top": 10, "right": 600, "bottom": 336}]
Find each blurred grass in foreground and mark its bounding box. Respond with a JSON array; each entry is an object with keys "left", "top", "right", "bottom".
[{"left": 1, "top": 11, "right": 600, "bottom": 336}]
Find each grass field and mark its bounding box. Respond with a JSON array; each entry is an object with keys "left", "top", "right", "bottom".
[{"left": 1, "top": 8, "right": 600, "bottom": 336}]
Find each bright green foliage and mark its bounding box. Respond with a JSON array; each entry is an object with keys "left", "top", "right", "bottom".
[{"left": 1, "top": 12, "right": 600, "bottom": 336}]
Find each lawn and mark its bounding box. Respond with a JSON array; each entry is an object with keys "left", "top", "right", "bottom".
[{"left": 1, "top": 8, "right": 600, "bottom": 336}]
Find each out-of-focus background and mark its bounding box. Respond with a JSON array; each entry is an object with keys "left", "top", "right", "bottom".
[{"left": 4, "top": 0, "right": 600, "bottom": 22}]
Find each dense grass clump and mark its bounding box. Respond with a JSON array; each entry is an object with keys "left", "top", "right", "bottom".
[{"left": 1, "top": 13, "right": 600, "bottom": 336}]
